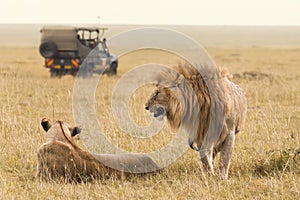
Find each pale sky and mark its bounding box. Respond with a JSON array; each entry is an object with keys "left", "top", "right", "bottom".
[{"left": 1, "top": 0, "right": 300, "bottom": 25}]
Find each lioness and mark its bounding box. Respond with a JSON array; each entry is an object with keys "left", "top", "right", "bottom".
[
  {"left": 37, "top": 118, "right": 160, "bottom": 182},
  {"left": 145, "top": 65, "right": 247, "bottom": 178}
]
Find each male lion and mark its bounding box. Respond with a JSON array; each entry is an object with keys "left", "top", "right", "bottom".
[
  {"left": 37, "top": 118, "right": 159, "bottom": 182},
  {"left": 145, "top": 64, "right": 247, "bottom": 179}
]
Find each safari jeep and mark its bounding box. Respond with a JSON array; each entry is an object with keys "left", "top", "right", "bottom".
[{"left": 39, "top": 26, "right": 118, "bottom": 77}]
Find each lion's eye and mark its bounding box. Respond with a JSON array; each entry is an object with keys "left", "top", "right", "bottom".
[{"left": 152, "top": 91, "right": 159, "bottom": 98}]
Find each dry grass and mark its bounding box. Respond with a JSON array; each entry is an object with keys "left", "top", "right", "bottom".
[{"left": 0, "top": 45, "right": 300, "bottom": 199}]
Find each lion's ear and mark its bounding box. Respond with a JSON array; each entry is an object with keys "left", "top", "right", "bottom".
[
  {"left": 175, "top": 74, "right": 185, "bottom": 87},
  {"left": 41, "top": 118, "right": 52, "bottom": 132},
  {"left": 70, "top": 126, "right": 81, "bottom": 137}
]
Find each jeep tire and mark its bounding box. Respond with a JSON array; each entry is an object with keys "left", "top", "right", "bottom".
[
  {"left": 107, "top": 62, "right": 117, "bottom": 76},
  {"left": 39, "top": 40, "right": 57, "bottom": 58}
]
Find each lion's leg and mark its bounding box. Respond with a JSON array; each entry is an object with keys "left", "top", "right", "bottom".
[
  {"left": 200, "top": 148, "right": 214, "bottom": 175},
  {"left": 219, "top": 130, "right": 235, "bottom": 179}
]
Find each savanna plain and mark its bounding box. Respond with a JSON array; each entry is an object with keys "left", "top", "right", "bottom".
[{"left": 0, "top": 27, "right": 300, "bottom": 199}]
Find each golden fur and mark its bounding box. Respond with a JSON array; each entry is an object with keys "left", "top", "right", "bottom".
[
  {"left": 145, "top": 64, "right": 247, "bottom": 178},
  {"left": 37, "top": 118, "right": 160, "bottom": 182}
]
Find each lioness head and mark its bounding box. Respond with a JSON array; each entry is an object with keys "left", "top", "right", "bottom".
[{"left": 41, "top": 118, "right": 81, "bottom": 143}]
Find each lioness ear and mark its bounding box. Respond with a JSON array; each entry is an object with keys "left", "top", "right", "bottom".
[
  {"left": 41, "top": 118, "right": 52, "bottom": 132},
  {"left": 70, "top": 126, "right": 81, "bottom": 137}
]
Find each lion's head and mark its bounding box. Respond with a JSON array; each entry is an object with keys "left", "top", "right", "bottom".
[
  {"left": 145, "top": 84, "right": 181, "bottom": 124},
  {"left": 145, "top": 70, "right": 188, "bottom": 130},
  {"left": 41, "top": 118, "right": 81, "bottom": 144}
]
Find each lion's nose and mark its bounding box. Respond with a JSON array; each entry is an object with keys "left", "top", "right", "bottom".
[{"left": 145, "top": 106, "right": 149, "bottom": 110}]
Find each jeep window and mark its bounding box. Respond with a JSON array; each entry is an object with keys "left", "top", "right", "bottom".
[{"left": 77, "top": 30, "right": 99, "bottom": 48}]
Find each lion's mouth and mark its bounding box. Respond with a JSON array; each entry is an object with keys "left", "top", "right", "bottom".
[
  {"left": 147, "top": 106, "right": 166, "bottom": 121},
  {"left": 153, "top": 107, "right": 165, "bottom": 120}
]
